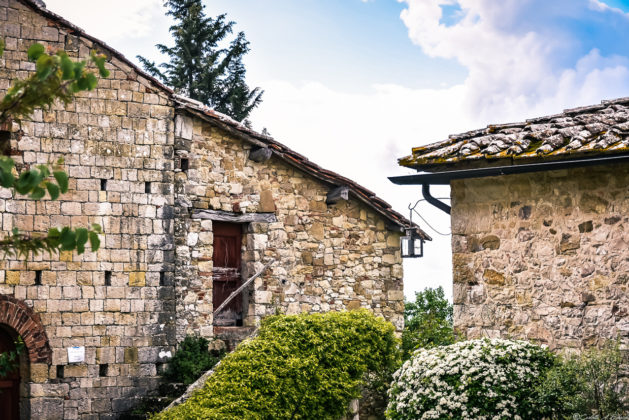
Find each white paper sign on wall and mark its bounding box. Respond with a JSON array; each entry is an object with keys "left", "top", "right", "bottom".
[{"left": 67, "top": 346, "right": 85, "bottom": 363}]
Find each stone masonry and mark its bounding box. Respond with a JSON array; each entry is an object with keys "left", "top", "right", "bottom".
[
  {"left": 398, "top": 96, "right": 629, "bottom": 352},
  {"left": 0, "top": 1, "right": 415, "bottom": 418},
  {"left": 173, "top": 113, "right": 406, "bottom": 337},
  {"left": 451, "top": 165, "right": 629, "bottom": 349}
]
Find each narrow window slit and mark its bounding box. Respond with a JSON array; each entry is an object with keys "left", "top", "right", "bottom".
[
  {"left": 100, "top": 179, "right": 107, "bottom": 191},
  {"left": 104, "top": 271, "right": 112, "bottom": 286},
  {"left": 99, "top": 364, "right": 108, "bottom": 377},
  {"left": 0, "top": 130, "right": 11, "bottom": 156},
  {"left": 144, "top": 181, "right": 151, "bottom": 193},
  {"left": 34, "top": 270, "right": 42, "bottom": 285},
  {"left": 56, "top": 365, "right": 64, "bottom": 378},
  {"left": 159, "top": 271, "right": 166, "bottom": 286},
  {"left": 180, "top": 158, "right": 189, "bottom": 173}
]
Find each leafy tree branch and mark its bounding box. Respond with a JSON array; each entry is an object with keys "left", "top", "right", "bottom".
[{"left": 0, "top": 40, "right": 108, "bottom": 258}]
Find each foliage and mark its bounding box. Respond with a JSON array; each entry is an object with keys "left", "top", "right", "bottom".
[
  {"left": 536, "top": 341, "right": 629, "bottom": 419},
  {"left": 1, "top": 43, "right": 109, "bottom": 124},
  {"left": 154, "top": 310, "right": 399, "bottom": 420},
  {"left": 0, "top": 41, "right": 106, "bottom": 258},
  {"left": 401, "top": 286, "right": 456, "bottom": 360},
  {"left": 387, "top": 338, "right": 556, "bottom": 420},
  {"left": 163, "top": 335, "right": 223, "bottom": 386},
  {"left": 0, "top": 336, "right": 24, "bottom": 379},
  {"left": 137, "top": 0, "right": 263, "bottom": 121}
]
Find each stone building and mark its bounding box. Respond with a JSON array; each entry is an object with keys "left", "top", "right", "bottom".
[
  {"left": 0, "top": 1, "right": 428, "bottom": 418},
  {"left": 392, "top": 99, "right": 629, "bottom": 351}
]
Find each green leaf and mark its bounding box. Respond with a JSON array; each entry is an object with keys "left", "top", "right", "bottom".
[
  {"left": 85, "top": 73, "right": 98, "bottom": 90},
  {"left": 88, "top": 231, "right": 100, "bottom": 252},
  {"left": 59, "top": 227, "right": 75, "bottom": 250},
  {"left": 60, "top": 55, "right": 75, "bottom": 80},
  {"left": 0, "top": 39, "right": 5, "bottom": 57},
  {"left": 0, "top": 170, "right": 14, "bottom": 188},
  {"left": 36, "top": 164, "right": 50, "bottom": 178},
  {"left": 45, "top": 182, "right": 59, "bottom": 200},
  {"left": 75, "top": 228, "right": 88, "bottom": 254},
  {"left": 77, "top": 76, "right": 89, "bottom": 91},
  {"left": 27, "top": 43, "right": 45, "bottom": 61},
  {"left": 53, "top": 171, "right": 68, "bottom": 193},
  {"left": 47, "top": 227, "right": 60, "bottom": 240},
  {"left": 91, "top": 223, "right": 102, "bottom": 234},
  {"left": 91, "top": 51, "right": 110, "bottom": 78},
  {"left": 0, "top": 157, "right": 15, "bottom": 173},
  {"left": 0, "top": 158, "right": 15, "bottom": 188},
  {"left": 16, "top": 169, "right": 43, "bottom": 194},
  {"left": 73, "top": 61, "right": 85, "bottom": 78},
  {"left": 29, "top": 186, "right": 45, "bottom": 200},
  {"left": 35, "top": 54, "right": 54, "bottom": 80}
]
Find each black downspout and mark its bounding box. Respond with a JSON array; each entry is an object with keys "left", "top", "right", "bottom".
[{"left": 422, "top": 184, "right": 451, "bottom": 215}]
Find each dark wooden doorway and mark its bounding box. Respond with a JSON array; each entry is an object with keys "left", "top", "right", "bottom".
[
  {"left": 0, "top": 326, "right": 20, "bottom": 420},
  {"left": 212, "top": 222, "right": 243, "bottom": 326}
]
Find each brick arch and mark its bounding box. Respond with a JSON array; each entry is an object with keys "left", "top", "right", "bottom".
[{"left": 0, "top": 295, "right": 51, "bottom": 363}]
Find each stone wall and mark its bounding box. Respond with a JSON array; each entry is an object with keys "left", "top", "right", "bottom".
[
  {"left": 451, "top": 163, "right": 629, "bottom": 350},
  {"left": 0, "top": 1, "right": 177, "bottom": 418},
  {"left": 173, "top": 114, "right": 405, "bottom": 337}
]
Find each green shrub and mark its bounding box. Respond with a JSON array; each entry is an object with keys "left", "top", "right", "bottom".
[
  {"left": 387, "top": 338, "right": 556, "bottom": 419},
  {"left": 163, "top": 335, "right": 222, "bottom": 386},
  {"left": 401, "top": 287, "right": 456, "bottom": 360},
  {"left": 536, "top": 341, "right": 629, "bottom": 419},
  {"left": 154, "top": 310, "right": 399, "bottom": 420}
]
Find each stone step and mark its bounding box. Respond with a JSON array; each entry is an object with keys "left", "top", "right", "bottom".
[{"left": 213, "top": 326, "right": 257, "bottom": 351}]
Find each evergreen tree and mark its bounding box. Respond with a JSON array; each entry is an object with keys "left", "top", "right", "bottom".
[{"left": 138, "top": 0, "right": 263, "bottom": 122}]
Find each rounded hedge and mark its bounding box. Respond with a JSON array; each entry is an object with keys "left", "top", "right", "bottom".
[
  {"left": 386, "top": 338, "right": 555, "bottom": 420},
  {"left": 154, "top": 310, "right": 398, "bottom": 420}
]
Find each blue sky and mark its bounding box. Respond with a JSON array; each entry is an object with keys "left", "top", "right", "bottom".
[
  {"left": 201, "top": 0, "right": 467, "bottom": 91},
  {"left": 44, "top": 0, "right": 629, "bottom": 298}
]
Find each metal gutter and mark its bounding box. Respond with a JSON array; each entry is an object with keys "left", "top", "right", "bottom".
[
  {"left": 422, "top": 184, "right": 451, "bottom": 215},
  {"left": 390, "top": 153, "right": 629, "bottom": 215},
  {"left": 389, "top": 153, "right": 629, "bottom": 186}
]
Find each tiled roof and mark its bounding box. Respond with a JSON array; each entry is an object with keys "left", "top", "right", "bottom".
[
  {"left": 18, "top": 0, "right": 427, "bottom": 238},
  {"left": 400, "top": 98, "right": 629, "bottom": 170}
]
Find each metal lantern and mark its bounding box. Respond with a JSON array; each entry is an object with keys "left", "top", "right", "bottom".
[{"left": 401, "top": 227, "right": 424, "bottom": 258}]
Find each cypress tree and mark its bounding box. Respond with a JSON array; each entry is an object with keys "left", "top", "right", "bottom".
[{"left": 138, "top": 0, "right": 263, "bottom": 121}]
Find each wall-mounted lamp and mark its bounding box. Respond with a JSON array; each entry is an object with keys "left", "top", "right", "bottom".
[{"left": 401, "top": 227, "right": 424, "bottom": 258}]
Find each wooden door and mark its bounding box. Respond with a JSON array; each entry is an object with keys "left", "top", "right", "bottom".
[
  {"left": 212, "top": 222, "right": 243, "bottom": 325},
  {"left": 0, "top": 327, "right": 20, "bottom": 420}
]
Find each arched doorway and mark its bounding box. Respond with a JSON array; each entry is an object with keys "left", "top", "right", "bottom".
[
  {"left": 0, "top": 326, "right": 20, "bottom": 420},
  {"left": 0, "top": 294, "right": 53, "bottom": 420}
]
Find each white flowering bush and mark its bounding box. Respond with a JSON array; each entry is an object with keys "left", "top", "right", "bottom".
[{"left": 386, "top": 338, "right": 555, "bottom": 420}]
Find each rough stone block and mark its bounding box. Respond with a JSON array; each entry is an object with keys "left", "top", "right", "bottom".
[{"left": 129, "top": 272, "right": 146, "bottom": 287}]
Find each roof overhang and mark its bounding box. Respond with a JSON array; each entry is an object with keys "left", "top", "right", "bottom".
[{"left": 389, "top": 153, "right": 629, "bottom": 186}]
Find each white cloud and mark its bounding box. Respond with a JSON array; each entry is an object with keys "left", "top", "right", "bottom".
[
  {"left": 588, "top": 0, "right": 629, "bottom": 16},
  {"left": 44, "top": 0, "right": 167, "bottom": 41},
  {"left": 398, "top": 0, "right": 629, "bottom": 122}
]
